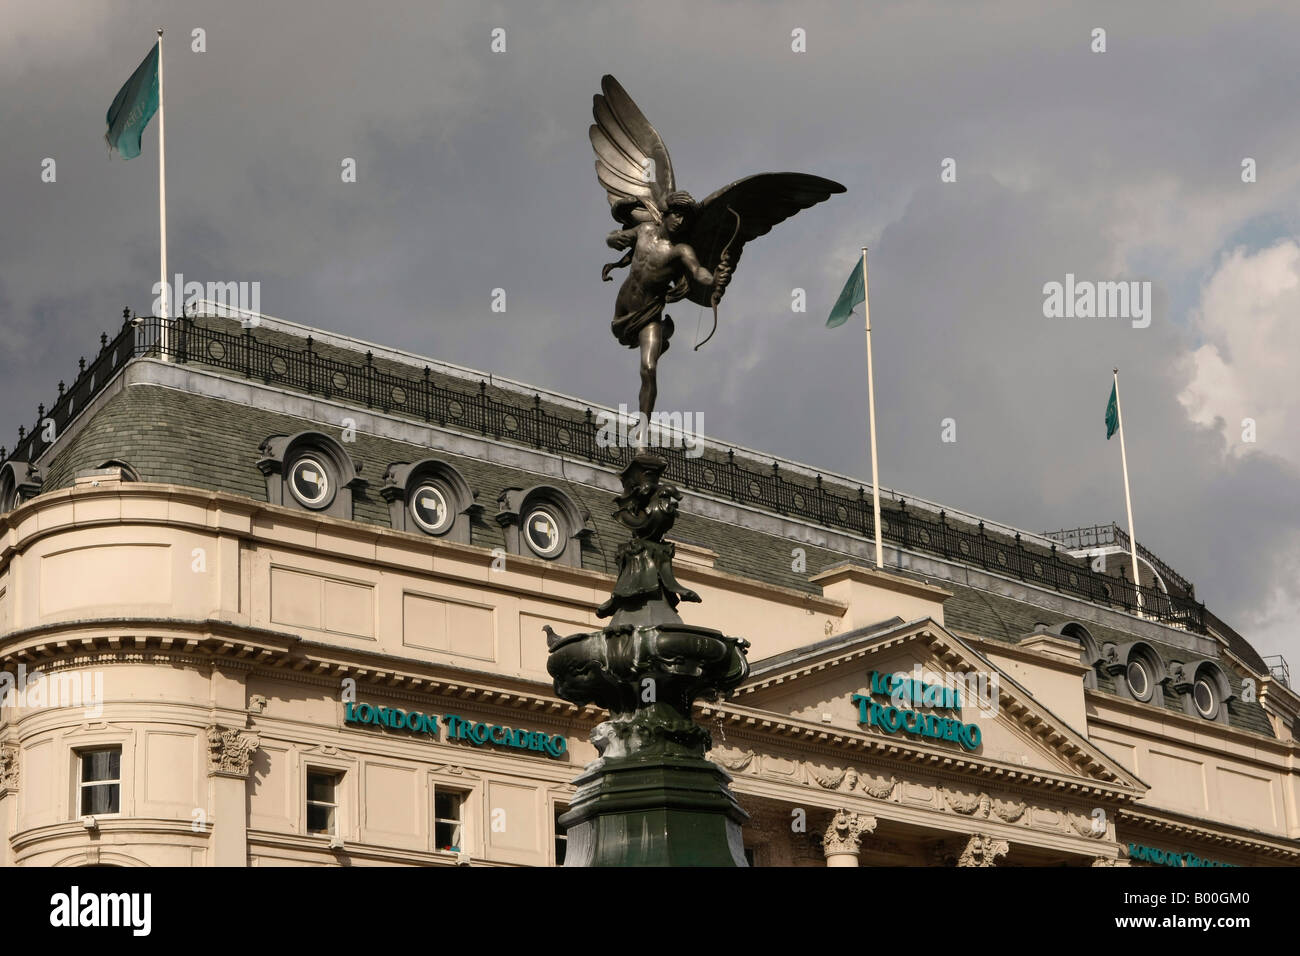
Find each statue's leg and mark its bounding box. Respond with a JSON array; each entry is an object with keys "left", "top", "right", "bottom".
[{"left": 638, "top": 322, "right": 662, "bottom": 421}]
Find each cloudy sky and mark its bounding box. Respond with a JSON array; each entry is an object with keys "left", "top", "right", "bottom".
[{"left": 3, "top": 1, "right": 1298, "bottom": 665}]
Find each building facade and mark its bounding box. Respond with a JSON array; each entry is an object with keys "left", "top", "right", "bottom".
[{"left": 0, "top": 312, "right": 1297, "bottom": 867}]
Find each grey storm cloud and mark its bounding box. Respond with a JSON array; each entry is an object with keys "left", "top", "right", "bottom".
[{"left": 2, "top": 0, "right": 1298, "bottom": 662}]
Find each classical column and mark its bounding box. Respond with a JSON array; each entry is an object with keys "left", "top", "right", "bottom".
[
  {"left": 957, "top": 832, "right": 1009, "bottom": 867},
  {"left": 822, "top": 809, "right": 877, "bottom": 867},
  {"left": 206, "top": 726, "right": 259, "bottom": 867}
]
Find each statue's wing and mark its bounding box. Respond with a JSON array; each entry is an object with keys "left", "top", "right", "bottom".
[
  {"left": 590, "top": 75, "right": 676, "bottom": 221},
  {"left": 684, "top": 173, "right": 846, "bottom": 307}
]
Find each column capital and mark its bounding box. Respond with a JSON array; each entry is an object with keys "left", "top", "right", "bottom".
[
  {"left": 206, "top": 725, "right": 260, "bottom": 778},
  {"left": 822, "top": 808, "right": 877, "bottom": 861},
  {"left": 957, "top": 832, "right": 1009, "bottom": 867},
  {"left": 0, "top": 744, "right": 18, "bottom": 795}
]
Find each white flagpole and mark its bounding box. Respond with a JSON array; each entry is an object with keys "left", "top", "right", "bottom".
[
  {"left": 1113, "top": 367, "right": 1142, "bottom": 609},
  {"left": 157, "top": 28, "right": 169, "bottom": 360},
  {"left": 863, "top": 247, "right": 883, "bottom": 569}
]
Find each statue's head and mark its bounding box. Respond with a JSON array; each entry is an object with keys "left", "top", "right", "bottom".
[{"left": 663, "top": 191, "right": 696, "bottom": 236}]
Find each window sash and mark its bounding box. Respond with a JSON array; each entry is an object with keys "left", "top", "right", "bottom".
[
  {"left": 306, "top": 771, "right": 340, "bottom": 835},
  {"left": 77, "top": 749, "right": 122, "bottom": 816},
  {"left": 433, "top": 789, "right": 465, "bottom": 851}
]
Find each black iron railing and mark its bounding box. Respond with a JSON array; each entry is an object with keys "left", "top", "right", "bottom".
[
  {"left": 4, "top": 313, "right": 1207, "bottom": 634},
  {"left": 1044, "top": 522, "right": 1196, "bottom": 597},
  {"left": 1113, "top": 525, "right": 1196, "bottom": 596},
  {"left": 1263, "top": 655, "right": 1291, "bottom": 688}
]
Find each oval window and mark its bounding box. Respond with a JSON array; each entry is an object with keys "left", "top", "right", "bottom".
[
  {"left": 1126, "top": 659, "right": 1151, "bottom": 701},
  {"left": 410, "top": 482, "right": 452, "bottom": 535},
  {"left": 289, "top": 456, "right": 331, "bottom": 507},
  {"left": 1193, "top": 677, "right": 1218, "bottom": 719},
  {"left": 524, "top": 507, "right": 563, "bottom": 558}
]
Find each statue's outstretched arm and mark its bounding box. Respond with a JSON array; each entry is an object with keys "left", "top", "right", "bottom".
[
  {"left": 606, "top": 227, "right": 638, "bottom": 251},
  {"left": 676, "top": 243, "right": 714, "bottom": 285}
]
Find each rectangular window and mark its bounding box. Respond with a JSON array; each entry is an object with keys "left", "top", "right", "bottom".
[
  {"left": 78, "top": 748, "right": 121, "bottom": 815},
  {"left": 434, "top": 789, "right": 465, "bottom": 852},
  {"left": 554, "top": 804, "right": 568, "bottom": 866},
  {"left": 306, "top": 770, "right": 341, "bottom": 835}
]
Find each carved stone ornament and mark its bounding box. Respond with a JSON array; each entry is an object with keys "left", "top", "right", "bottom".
[
  {"left": 711, "top": 747, "right": 756, "bottom": 772},
  {"left": 860, "top": 772, "right": 898, "bottom": 800},
  {"left": 1069, "top": 812, "right": 1106, "bottom": 839},
  {"left": 991, "top": 797, "right": 1027, "bottom": 823},
  {"left": 943, "top": 788, "right": 991, "bottom": 818},
  {"left": 206, "top": 726, "right": 260, "bottom": 778},
  {"left": 822, "top": 809, "right": 877, "bottom": 857},
  {"left": 0, "top": 744, "right": 18, "bottom": 793},
  {"left": 1091, "top": 856, "right": 1118, "bottom": 867},
  {"left": 810, "top": 764, "right": 897, "bottom": 799},
  {"left": 810, "top": 765, "right": 853, "bottom": 790},
  {"left": 957, "top": 833, "right": 1010, "bottom": 867},
  {"left": 433, "top": 765, "right": 477, "bottom": 777}
]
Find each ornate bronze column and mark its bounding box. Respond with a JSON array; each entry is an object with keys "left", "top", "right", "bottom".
[
  {"left": 547, "top": 75, "right": 843, "bottom": 866},
  {"left": 547, "top": 453, "right": 751, "bottom": 866}
]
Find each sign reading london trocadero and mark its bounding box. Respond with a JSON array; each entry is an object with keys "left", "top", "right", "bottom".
[
  {"left": 343, "top": 701, "right": 568, "bottom": 759},
  {"left": 851, "top": 670, "right": 983, "bottom": 752},
  {"left": 1126, "top": 842, "right": 1237, "bottom": 868}
]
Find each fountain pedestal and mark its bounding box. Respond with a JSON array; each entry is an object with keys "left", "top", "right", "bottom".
[{"left": 546, "top": 454, "right": 750, "bottom": 866}]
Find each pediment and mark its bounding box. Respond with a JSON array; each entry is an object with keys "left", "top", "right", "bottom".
[{"left": 732, "top": 618, "right": 1143, "bottom": 790}]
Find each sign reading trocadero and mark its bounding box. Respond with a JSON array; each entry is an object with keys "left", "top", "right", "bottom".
[
  {"left": 344, "top": 701, "right": 568, "bottom": 759},
  {"left": 851, "top": 670, "right": 983, "bottom": 752}
]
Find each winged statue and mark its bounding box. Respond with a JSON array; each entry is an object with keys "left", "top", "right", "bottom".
[{"left": 591, "top": 75, "right": 846, "bottom": 418}]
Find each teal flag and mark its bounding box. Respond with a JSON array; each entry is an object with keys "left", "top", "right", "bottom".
[
  {"left": 826, "top": 258, "right": 865, "bottom": 328},
  {"left": 1105, "top": 382, "right": 1119, "bottom": 439},
  {"left": 105, "top": 43, "right": 159, "bottom": 159}
]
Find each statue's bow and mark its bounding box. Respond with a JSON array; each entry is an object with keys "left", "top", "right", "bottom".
[{"left": 695, "top": 206, "right": 742, "bottom": 351}]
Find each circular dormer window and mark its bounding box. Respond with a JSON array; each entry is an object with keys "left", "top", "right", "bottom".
[
  {"left": 410, "top": 482, "right": 452, "bottom": 535},
  {"left": 1194, "top": 677, "right": 1219, "bottom": 719},
  {"left": 1127, "top": 659, "right": 1152, "bottom": 702},
  {"left": 523, "top": 506, "right": 563, "bottom": 558},
  {"left": 289, "top": 456, "right": 331, "bottom": 508}
]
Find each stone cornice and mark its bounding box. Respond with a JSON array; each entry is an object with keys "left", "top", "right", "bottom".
[
  {"left": 0, "top": 616, "right": 604, "bottom": 731},
  {"left": 11, "top": 817, "right": 208, "bottom": 855},
  {"left": 810, "top": 562, "right": 953, "bottom": 603},
  {"left": 722, "top": 768, "right": 1123, "bottom": 858},
  {"left": 246, "top": 829, "right": 508, "bottom": 866},
  {"left": 1117, "top": 806, "right": 1300, "bottom": 860}
]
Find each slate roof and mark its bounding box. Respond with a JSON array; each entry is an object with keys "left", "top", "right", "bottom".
[{"left": 21, "top": 315, "right": 1279, "bottom": 740}]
